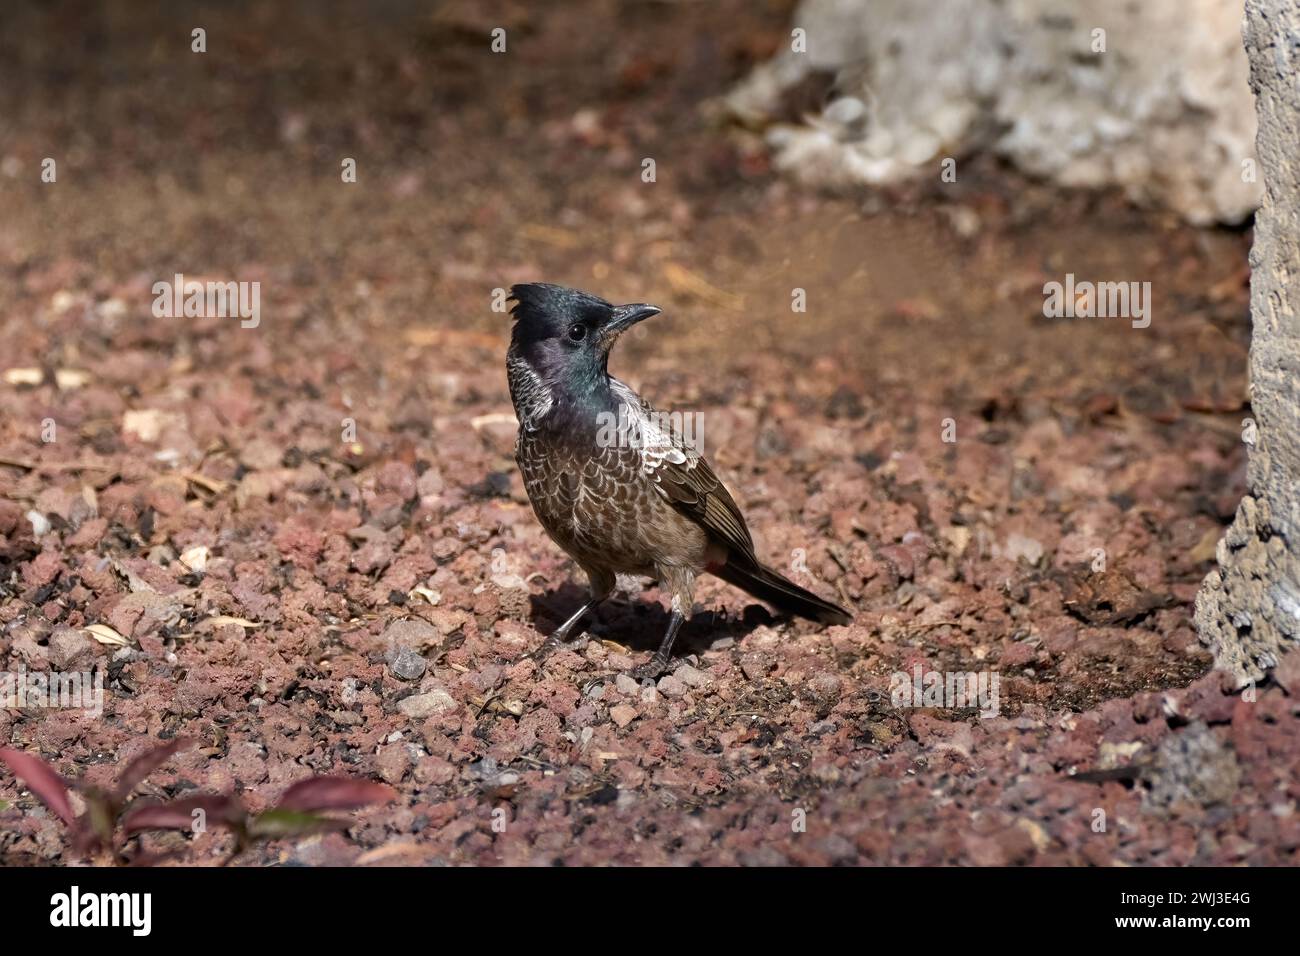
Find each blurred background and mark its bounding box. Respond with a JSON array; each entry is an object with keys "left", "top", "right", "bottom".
[{"left": 0, "top": 0, "right": 1252, "bottom": 392}]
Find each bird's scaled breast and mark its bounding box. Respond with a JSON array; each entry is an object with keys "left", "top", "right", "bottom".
[{"left": 515, "top": 430, "right": 705, "bottom": 573}]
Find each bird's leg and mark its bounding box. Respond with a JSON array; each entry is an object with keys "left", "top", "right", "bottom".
[
  {"left": 631, "top": 571, "right": 693, "bottom": 681},
  {"left": 550, "top": 596, "right": 601, "bottom": 643},
  {"left": 530, "top": 567, "right": 613, "bottom": 661},
  {"left": 631, "top": 609, "right": 684, "bottom": 681}
]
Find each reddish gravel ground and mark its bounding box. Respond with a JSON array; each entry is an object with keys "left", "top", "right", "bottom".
[{"left": 2, "top": 1, "right": 1295, "bottom": 866}]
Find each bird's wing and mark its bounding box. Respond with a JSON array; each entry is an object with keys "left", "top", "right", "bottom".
[{"left": 610, "top": 379, "right": 756, "bottom": 559}]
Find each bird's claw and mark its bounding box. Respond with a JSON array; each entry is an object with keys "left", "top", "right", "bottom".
[
  {"left": 523, "top": 637, "right": 561, "bottom": 663},
  {"left": 630, "top": 654, "right": 669, "bottom": 683},
  {"left": 525, "top": 631, "right": 589, "bottom": 664},
  {"left": 581, "top": 673, "right": 617, "bottom": 697}
]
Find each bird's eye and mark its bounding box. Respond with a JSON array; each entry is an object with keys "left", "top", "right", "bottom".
[{"left": 567, "top": 324, "right": 587, "bottom": 342}]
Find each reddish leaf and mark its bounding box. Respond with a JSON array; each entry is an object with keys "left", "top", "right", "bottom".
[
  {"left": 0, "top": 747, "right": 79, "bottom": 828},
  {"left": 113, "top": 738, "right": 196, "bottom": 803},
  {"left": 274, "top": 776, "right": 397, "bottom": 812},
  {"left": 122, "top": 794, "right": 243, "bottom": 836}
]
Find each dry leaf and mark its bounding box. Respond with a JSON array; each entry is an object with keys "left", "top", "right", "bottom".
[
  {"left": 201, "top": 615, "right": 261, "bottom": 630},
  {"left": 661, "top": 263, "right": 745, "bottom": 311},
  {"left": 54, "top": 369, "right": 89, "bottom": 390},
  {"left": 354, "top": 842, "right": 434, "bottom": 866},
  {"left": 470, "top": 412, "right": 517, "bottom": 431},
  {"left": 1189, "top": 527, "right": 1221, "bottom": 564},
  {"left": 402, "top": 327, "right": 503, "bottom": 351},
  {"left": 179, "top": 545, "right": 210, "bottom": 573},
  {"left": 4, "top": 368, "right": 43, "bottom": 386},
  {"left": 112, "top": 560, "right": 157, "bottom": 594},
  {"left": 410, "top": 586, "right": 442, "bottom": 606},
  {"left": 123, "top": 409, "right": 184, "bottom": 443},
  {"left": 518, "top": 223, "right": 580, "bottom": 248},
  {"left": 183, "top": 472, "right": 228, "bottom": 495},
  {"left": 84, "top": 624, "right": 131, "bottom": 647}
]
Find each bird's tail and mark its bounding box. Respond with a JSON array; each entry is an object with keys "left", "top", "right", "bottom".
[{"left": 715, "top": 556, "right": 852, "bottom": 626}]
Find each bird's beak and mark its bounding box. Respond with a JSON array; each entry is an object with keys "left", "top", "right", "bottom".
[{"left": 603, "top": 303, "right": 661, "bottom": 341}]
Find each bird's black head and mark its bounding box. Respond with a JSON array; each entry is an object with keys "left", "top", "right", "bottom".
[{"left": 507, "top": 283, "right": 661, "bottom": 397}]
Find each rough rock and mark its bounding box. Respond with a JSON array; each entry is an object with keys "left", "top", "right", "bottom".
[
  {"left": 1195, "top": 0, "right": 1300, "bottom": 683},
  {"left": 727, "top": 0, "right": 1259, "bottom": 225}
]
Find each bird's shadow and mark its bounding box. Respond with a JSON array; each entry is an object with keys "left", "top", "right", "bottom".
[{"left": 528, "top": 583, "right": 774, "bottom": 658}]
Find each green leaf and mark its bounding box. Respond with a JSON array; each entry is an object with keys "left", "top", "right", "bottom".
[
  {"left": 0, "top": 799, "right": 10, "bottom": 812},
  {"left": 247, "top": 808, "right": 350, "bottom": 840},
  {"left": 85, "top": 791, "right": 117, "bottom": 848}
]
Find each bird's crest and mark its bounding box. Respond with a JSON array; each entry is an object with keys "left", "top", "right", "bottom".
[{"left": 508, "top": 283, "right": 612, "bottom": 323}]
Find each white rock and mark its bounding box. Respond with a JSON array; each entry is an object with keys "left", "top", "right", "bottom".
[
  {"left": 26, "top": 511, "right": 50, "bottom": 537},
  {"left": 397, "top": 689, "right": 457, "bottom": 719},
  {"left": 727, "top": 0, "right": 1260, "bottom": 224}
]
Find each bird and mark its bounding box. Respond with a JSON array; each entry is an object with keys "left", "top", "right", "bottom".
[{"left": 505, "top": 282, "right": 851, "bottom": 679}]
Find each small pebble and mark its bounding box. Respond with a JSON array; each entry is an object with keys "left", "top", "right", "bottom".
[
  {"left": 658, "top": 674, "right": 688, "bottom": 698},
  {"left": 676, "top": 663, "right": 711, "bottom": 688},
  {"left": 386, "top": 645, "right": 428, "bottom": 681},
  {"left": 741, "top": 653, "right": 772, "bottom": 681},
  {"left": 615, "top": 674, "right": 640, "bottom": 696},
  {"left": 398, "top": 689, "right": 457, "bottom": 719}
]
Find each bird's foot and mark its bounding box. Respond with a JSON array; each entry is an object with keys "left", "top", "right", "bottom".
[
  {"left": 524, "top": 630, "right": 589, "bottom": 664},
  {"left": 523, "top": 638, "right": 559, "bottom": 664},
  {"left": 563, "top": 633, "right": 591, "bottom": 655},
  {"left": 580, "top": 672, "right": 619, "bottom": 697},
  {"left": 630, "top": 653, "right": 670, "bottom": 683}
]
